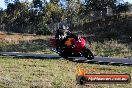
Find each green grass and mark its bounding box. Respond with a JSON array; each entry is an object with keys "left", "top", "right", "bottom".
[{"left": 0, "top": 56, "right": 132, "bottom": 88}]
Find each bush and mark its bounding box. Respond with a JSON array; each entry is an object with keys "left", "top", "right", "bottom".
[{"left": 36, "top": 24, "right": 52, "bottom": 35}]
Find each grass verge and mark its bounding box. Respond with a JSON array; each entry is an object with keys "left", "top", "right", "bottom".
[
  {"left": 0, "top": 33, "right": 131, "bottom": 58},
  {"left": 0, "top": 56, "right": 132, "bottom": 88}
]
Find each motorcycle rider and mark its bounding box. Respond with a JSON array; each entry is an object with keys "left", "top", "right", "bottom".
[
  {"left": 55, "top": 23, "right": 80, "bottom": 50},
  {"left": 54, "top": 22, "right": 94, "bottom": 59}
]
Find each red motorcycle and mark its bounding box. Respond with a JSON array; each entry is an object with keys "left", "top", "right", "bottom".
[{"left": 49, "top": 32, "right": 94, "bottom": 60}]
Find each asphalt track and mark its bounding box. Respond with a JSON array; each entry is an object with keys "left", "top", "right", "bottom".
[{"left": 0, "top": 52, "right": 132, "bottom": 66}]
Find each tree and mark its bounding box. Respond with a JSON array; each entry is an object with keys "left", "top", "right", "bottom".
[
  {"left": 5, "top": 0, "right": 30, "bottom": 32},
  {"left": 85, "top": 0, "right": 117, "bottom": 13},
  {"left": 115, "top": 2, "right": 131, "bottom": 13},
  {"left": 33, "top": 0, "right": 43, "bottom": 9},
  {"left": 63, "top": 0, "right": 82, "bottom": 29},
  {"left": 44, "top": 1, "right": 63, "bottom": 23}
]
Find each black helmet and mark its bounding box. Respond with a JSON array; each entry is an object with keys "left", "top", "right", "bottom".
[{"left": 58, "top": 21, "right": 69, "bottom": 30}]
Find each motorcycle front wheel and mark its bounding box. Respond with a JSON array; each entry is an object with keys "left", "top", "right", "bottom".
[
  {"left": 59, "top": 50, "right": 69, "bottom": 58},
  {"left": 81, "top": 47, "right": 94, "bottom": 60}
]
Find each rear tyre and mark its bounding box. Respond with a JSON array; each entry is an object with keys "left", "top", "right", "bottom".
[{"left": 81, "top": 48, "right": 94, "bottom": 60}]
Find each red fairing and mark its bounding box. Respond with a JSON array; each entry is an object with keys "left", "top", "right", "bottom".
[
  {"left": 49, "top": 38, "right": 57, "bottom": 48},
  {"left": 49, "top": 35, "right": 86, "bottom": 52},
  {"left": 74, "top": 36, "right": 86, "bottom": 52}
]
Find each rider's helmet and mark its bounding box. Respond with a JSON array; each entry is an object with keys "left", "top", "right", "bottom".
[{"left": 58, "top": 21, "right": 70, "bottom": 35}]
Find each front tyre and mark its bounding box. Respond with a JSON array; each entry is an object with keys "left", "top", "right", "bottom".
[
  {"left": 59, "top": 50, "right": 68, "bottom": 58},
  {"left": 81, "top": 48, "right": 94, "bottom": 60}
]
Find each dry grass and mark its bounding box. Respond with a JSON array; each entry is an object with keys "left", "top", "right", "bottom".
[
  {"left": 0, "top": 32, "right": 54, "bottom": 54},
  {"left": 0, "top": 56, "right": 76, "bottom": 88},
  {"left": 0, "top": 32, "right": 131, "bottom": 57},
  {"left": 87, "top": 40, "right": 132, "bottom": 58},
  {"left": 0, "top": 57, "right": 132, "bottom": 88},
  {"left": 0, "top": 32, "right": 53, "bottom": 42},
  {"left": 0, "top": 32, "right": 132, "bottom": 88},
  {"left": 0, "top": 56, "right": 132, "bottom": 88}
]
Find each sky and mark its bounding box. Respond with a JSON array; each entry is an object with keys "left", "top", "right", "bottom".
[{"left": 0, "top": 0, "right": 132, "bottom": 9}]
